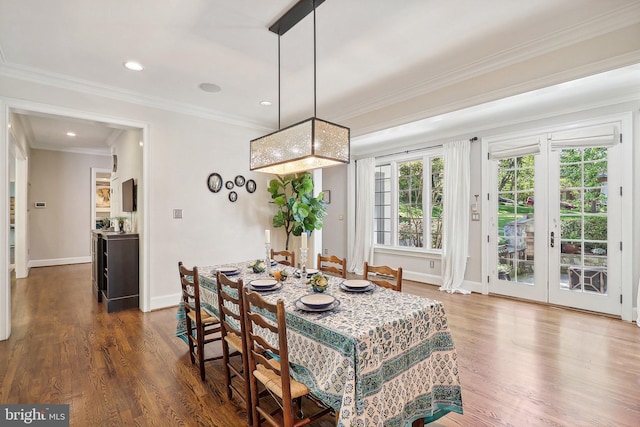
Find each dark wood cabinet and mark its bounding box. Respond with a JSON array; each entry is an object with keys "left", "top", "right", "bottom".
[{"left": 91, "top": 231, "right": 139, "bottom": 313}]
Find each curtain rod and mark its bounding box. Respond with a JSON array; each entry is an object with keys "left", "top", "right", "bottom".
[{"left": 373, "top": 136, "right": 478, "bottom": 160}]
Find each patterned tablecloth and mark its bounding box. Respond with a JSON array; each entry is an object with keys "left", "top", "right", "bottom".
[{"left": 176, "top": 261, "right": 463, "bottom": 426}]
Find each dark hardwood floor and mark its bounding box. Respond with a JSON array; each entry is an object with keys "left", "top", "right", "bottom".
[{"left": 1, "top": 264, "right": 638, "bottom": 426}]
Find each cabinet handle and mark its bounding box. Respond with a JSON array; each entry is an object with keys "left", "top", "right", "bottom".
[{"left": 550, "top": 231, "right": 555, "bottom": 248}]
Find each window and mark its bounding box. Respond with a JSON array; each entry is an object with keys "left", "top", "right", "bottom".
[{"left": 374, "top": 152, "right": 443, "bottom": 251}]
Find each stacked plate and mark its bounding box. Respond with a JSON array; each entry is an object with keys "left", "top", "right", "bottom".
[
  {"left": 215, "top": 266, "right": 240, "bottom": 276},
  {"left": 248, "top": 278, "right": 281, "bottom": 292},
  {"left": 340, "top": 279, "right": 374, "bottom": 293},
  {"left": 295, "top": 294, "right": 340, "bottom": 312}
]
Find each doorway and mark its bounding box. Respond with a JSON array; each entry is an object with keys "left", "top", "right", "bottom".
[
  {"left": 487, "top": 121, "right": 624, "bottom": 316},
  {"left": 1, "top": 101, "right": 149, "bottom": 341}
]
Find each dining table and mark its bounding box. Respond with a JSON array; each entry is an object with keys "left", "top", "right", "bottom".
[{"left": 175, "top": 260, "right": 463, "bottom": 426}]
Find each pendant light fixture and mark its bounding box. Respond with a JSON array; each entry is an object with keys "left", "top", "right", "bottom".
[{"left": 250, "top": 0, "right": 350, "bottom": 175}]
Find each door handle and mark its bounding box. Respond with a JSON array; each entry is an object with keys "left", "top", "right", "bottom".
[{"left": 550, "top": 231, "right": 555, "bottom": 248}]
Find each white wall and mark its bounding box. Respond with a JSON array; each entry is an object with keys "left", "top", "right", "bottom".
[
  {"left": 111, "top": 129, "right": 143, "bottom": 231},
  {"left": 29, "top": 149, "right": 111, "bottom": 265},
  {"left": 0, "top": 74, "right": 276, "bottom": 313},
  {"left": 320, "top": 164, "right": 348, "bottom": 259}
]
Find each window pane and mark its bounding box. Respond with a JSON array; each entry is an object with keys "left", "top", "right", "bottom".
[
  {"left": 374, "top": 164, "right": 391, "bottom": 246},
  {"left": 398, "top": 160, "right": 424, "bottom": 248},
  {"left": 431, "top": 157, "right": 444, "bottom": 249}
]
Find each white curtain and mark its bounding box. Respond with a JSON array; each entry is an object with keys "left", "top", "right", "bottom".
[
  {"left": 440, "top": 140, "right": 471, "bottom": 294},
  {"left": 347, "top": 157, "right": 375, "bottom": 275}
]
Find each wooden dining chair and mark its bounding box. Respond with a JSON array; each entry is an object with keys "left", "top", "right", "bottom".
[
  {"left": 243, "top": 289, "right": 333, "bottom": 427},
  {"left": 216, "top": 271, "right": 252, "bottom": 425},
  {"left": 363, "top": 262, "right": 403, "bottom": 292},
  {"left": 178, "top": 261, "right": 223, "bottom": 381},
  {"left": 270, "top": 249, "right": 295, "bottom": 267},
  {"left": 317, "top": 253, "right": 347, "bottom": 278}
]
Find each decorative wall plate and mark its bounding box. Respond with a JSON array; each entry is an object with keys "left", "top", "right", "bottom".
[
  {"left": 228, "top": 191, "right": 238, "bottom": 202},
  {"left": 207, "top": 173, "right": 223, "bottom": 193},
  {"left": 234, "top": 175, "right": 245, "bottom": 187},
  {"left": 225, "top": 180, "right": 234, "bottom": 190},
  {"left": 246, "top": 179, "right": 257, "bottom": 193}
]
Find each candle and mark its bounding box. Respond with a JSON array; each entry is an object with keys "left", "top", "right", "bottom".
[
  {"left": 301, "top": 232, "right": 307, "bottom": 249},
  {"left": 264, "top": 229, "right": 270, "bottom": 244}
]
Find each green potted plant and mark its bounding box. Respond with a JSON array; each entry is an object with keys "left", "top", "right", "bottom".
[
  {"left": 267, "top": 172, "right": 327, "bottom": 250},
  {"left": 115, "top": 216, "right": 127, "bottom": 233}
]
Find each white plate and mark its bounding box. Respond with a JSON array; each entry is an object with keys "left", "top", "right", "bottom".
[
  {"left": 249, "top": 282, "right": 282, "bottom": 292},
  {"left": 340, "top": 283, "right": 374, "bottom": 293},
  {"left": 305, "top": 268, "right": 319, "bottom": 276},
  {"left": 299, "top": 293, "right": 335, "bottom": 309},
  {"left": 271, "top": 259, "right": 278, "bottom": 266},
  {"left": 342, "top": 279, "right": 371, "bottom": 289},
  {"left": 249, "top": 279, "right": 279, "bottom": 289},
  {"left": 216, "top": 267, "right": 239, "bottom": 276},
  {"left": 294, "top": 297, "right": 340, "bottom": 312}
]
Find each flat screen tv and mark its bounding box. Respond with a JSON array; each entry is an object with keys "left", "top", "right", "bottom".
[{"left": 122, "top": 178, "right": 137, "bottom": 212}]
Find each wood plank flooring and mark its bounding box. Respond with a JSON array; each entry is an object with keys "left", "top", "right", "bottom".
[{"left": 1, "top": 264, "right": 639, "bottom": 426}]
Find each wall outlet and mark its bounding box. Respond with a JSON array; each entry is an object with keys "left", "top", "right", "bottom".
[
  {"left": 324, "top": 248, "right": 328, "bottom": 255},
  {"left": 173, "top": 209, "right": 183, "bottom": 219},
  {"left": 472, "top": 213, "right": 480, "bottom": 221},
  {"left": 429, "top": 260, "right": 435, "bottom": 268}
]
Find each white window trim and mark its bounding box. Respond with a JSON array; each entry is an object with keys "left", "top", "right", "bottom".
[{"left": 374, "top": 147, "right": 443, "bottom": 253}]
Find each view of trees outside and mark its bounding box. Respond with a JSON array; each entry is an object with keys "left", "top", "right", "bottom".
[
  {"left": 559, "top": 147, "right": 608, "bottom": 294},
  {"left": 375, "top": 156, "right": 443, "bottom": 250},
  {"left": 497, "top": 155, "right": 535, "bottom": 283},
  {"left": 397, "top": 158, "right": 444, "bottom": 249},
  {"left": 398, "top": 160, "right": 423, "bottom": 247}
]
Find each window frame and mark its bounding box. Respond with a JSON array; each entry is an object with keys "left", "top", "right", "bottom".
[{"left": 374, "top": 148, "right": 443, "bottom": 254}]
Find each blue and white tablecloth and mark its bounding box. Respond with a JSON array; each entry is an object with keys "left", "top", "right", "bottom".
[{"left": 176, "top": 262, "right": 463, "bottom": 426}]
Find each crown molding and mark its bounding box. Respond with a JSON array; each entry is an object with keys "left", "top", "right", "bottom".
[
  {"left": 333, "top": 3, "right": 640, "bottom": 124},
  {"left": 0, "top": 63, "right": 272, "bottom": 133},
  {"left": 30, "top": 145, "right": 111, "bottom": 157},
  {"left": 348, "top": 49, "right": 640, "bottom": 139}
]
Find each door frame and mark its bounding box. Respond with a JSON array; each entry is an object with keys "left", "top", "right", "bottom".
[
  {"left": 481, "top": 112, "right": 634, "bottom": 320},
  {"left": 1, "top": 98, "right": 150, "bottom": 341}
]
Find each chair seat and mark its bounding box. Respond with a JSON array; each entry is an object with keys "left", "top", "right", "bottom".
[
  {"left": 254, "top": 362, "right": 309, "bottom": 400},
  {"left": 187, "top": 309, "right": 219, "bottom": 324},
  {"left": 224, "top": 332, "right": 244, "bottom": 354}
]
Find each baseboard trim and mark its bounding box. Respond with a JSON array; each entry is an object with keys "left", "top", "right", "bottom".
[
  {"left": 151, "top": 293, "right": 181, "bottom": 311},
  {"left": 28, "top": 256, "right": 91, "bottom": 268},
  {"left": 404, "top": 271, "right": 482, "bottom": 293}
]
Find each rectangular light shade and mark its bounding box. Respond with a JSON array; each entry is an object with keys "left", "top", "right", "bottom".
[{"left": 250, "top": 117, "right": 350, "bottom": 175}]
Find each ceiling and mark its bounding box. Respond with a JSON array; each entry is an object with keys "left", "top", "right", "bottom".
[{"left": 2, "top": 0, "right": 640, "bottom": 155}]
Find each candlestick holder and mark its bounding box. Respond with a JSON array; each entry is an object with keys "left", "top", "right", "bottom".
[
  {"left": 265, "top": 243, "right": 272, "bottom": 275},
  {"left": 300, "top": 247, "right": 308, "bottom": 277}
]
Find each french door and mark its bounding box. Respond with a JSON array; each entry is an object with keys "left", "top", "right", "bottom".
[{"left": 488, "top": 124, "right": 622, "bottom": 315}]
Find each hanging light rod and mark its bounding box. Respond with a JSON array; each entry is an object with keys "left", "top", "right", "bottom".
[
  {"left": 269, "top": 0, "right": 326, "bottom": 36},
  {"left": 251, "top": 0, "right": 349, "bottom": 175}
]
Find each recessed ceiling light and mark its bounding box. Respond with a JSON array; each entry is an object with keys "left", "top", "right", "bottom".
[
  {"left": 198, "top": 82, "right": 221, "bottom": 93},
  {"left": 66, "top": 131, "right": 76, "bottom": 137},
  {"left": 260, "top": 101, "right": 272, "bottom": 106},
  {"left": 124, "top": 61, "right": 144, "bottom": 71}
]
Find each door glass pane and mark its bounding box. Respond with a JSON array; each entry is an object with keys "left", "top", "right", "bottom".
[
  {"left": 559, "top": 148, "right": 608, "bottom": 295},
  {"left": 496, "top": 155, "right": 535, "bottom": 284}
]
